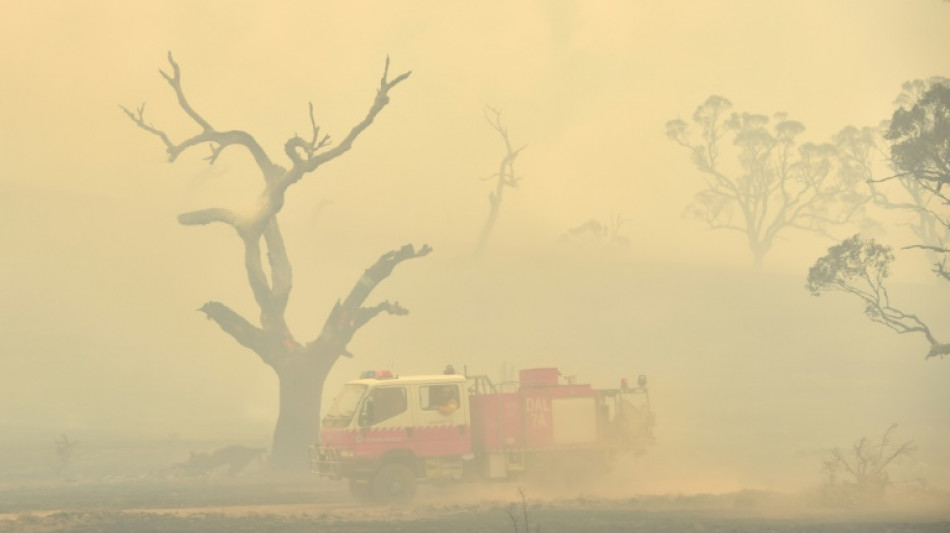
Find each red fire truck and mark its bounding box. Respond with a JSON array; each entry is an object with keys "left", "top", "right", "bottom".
[{"left": 311, "top": 367, "right": 653, "bottom": 503}]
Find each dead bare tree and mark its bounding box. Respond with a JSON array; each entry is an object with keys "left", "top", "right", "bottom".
[
  {"left": 475, "top": 106, "right": 526, "bottom": 257},
  {"left": 122, "top": 52, "right": 427, "bottom": 469},
  {"left": 821, "top": 424, "right": 916, "bottom": 506},
  {"left": 559, "top": 215, "right": 630, "bottom": 247}
]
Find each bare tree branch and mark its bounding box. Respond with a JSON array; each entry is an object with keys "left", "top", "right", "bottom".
[
  {"left": 177, "top": 208, "right": 242, "bottom": 228},
  {"left": 283, "top": 57, "right": 411, "bottom": 176},
  {"left": 902, "top": 244, "right": 950, "bottom": 253},
  {"left": 199, "top": 301, "right": 281, "bottom": 367},
  {"left": 119, "top": 103, "right": 175, "bottom": 152},
  {"left": 247, "top": 56, "right": 412, "bottom": 227},
  {"left": 352, "top": 301, "right": 409, "bottom": 331},
  {"left": 123, "top": 53, "right": 280, "bottom": 180},
  {"left": 284, "top": 102, "right": 332, "bottom": 165},
  {"left": 158, "top": 52, "right": 212, "bottom": 131},
  {"left": 310, "top": 244, "right": 432, "bottom": 359}
]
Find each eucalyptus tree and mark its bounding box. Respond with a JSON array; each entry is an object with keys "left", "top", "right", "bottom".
[
  {"left": 865, "top": 77, "right": 950, "bottom": 271},
  {"left": 883, "top": 80, "right": 950, "bottom": 277},
  {"left": 807, "top": 80, "right": 950, "bottom": 359},
  {"left": 807, "top": 235, "right": 948, "bottom": 359},
  {"left": 666, "top": 96, "right": 871, "bottom": 266}
]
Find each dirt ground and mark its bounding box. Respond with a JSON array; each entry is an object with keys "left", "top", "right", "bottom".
[{"left": 1, "top": 476, "right": 948, "bottom": 533}]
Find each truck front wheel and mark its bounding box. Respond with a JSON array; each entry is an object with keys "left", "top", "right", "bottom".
[{"left": 372, "top": 463, "right": 416, "bottom": 504}]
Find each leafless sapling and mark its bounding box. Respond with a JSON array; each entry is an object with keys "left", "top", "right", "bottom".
[{"left": 475, "top": 106, "right": 526, "bottom": 257}]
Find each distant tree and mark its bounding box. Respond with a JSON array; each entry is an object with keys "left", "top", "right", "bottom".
[
  {"left": 475, "top": 106, "right": 526, "bottom": 257},
  {"left": 123, "top": 53, "right": 428, "bottom": 469},
  {"left": 666, "top": 96, "right": 871, "bottom": 265},
  {"left": 559, "top": 215, "right": 630, "bottom": 247}
]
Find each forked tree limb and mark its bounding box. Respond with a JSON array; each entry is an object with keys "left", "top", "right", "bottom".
[
  {"left": 269, "top": 57, "right": 411, "bottom": 210},
  {"left": 177, "top": 208, "right": 242, "bottom": 228},
  {"left": 122, "top": 54, "right": 279, "bottom": 179},
  {"left": 310, "top": 244, "right": 431, "bottom": 358},
  {"left": 123, "top": 52, "right": 410, "bottom": 236},
  {"left": 199, "top": 301, "right": 281, "bottom": 367},
  {"left": 158, "top": 52, "right": 212, "bottom": 131},
  {"left": 284, "top": 102, "right": 332, "bottom": 165}
]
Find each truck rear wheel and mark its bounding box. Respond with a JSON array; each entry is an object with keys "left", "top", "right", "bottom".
[{"left": 372, "top": 463, "right": 416, "bottom": 504}]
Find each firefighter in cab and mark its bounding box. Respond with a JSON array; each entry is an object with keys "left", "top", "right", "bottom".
[
  {"left": 437, "top": 366, "right": 459, "bottom": 415},
  {"left": 438, "top": 392, "right": 458, "bottom": 415}
]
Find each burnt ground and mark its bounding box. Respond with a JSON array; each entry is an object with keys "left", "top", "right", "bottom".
[{"left": 1, "top": 477, "right": 948, "bottom": 533}]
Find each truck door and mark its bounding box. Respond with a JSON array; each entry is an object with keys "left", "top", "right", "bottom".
[
  {"left": 357, "top": 385, "right": 412, "bottom": 453},
  {"left": 412, "top": 383, "right": 471, "bottom": 457}
]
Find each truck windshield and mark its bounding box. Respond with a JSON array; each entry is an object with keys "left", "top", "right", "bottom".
[{"left": 322, "top": 384, "right": 366, "bottom": 428}]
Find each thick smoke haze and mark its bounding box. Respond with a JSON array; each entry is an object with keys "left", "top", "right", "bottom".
[{"left": 1, "top": 0, "right": 948, "bottom": 496}]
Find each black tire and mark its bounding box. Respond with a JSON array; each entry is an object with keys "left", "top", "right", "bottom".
[{"left": 372, "top": 463, "right": 416, "bottom": 504}]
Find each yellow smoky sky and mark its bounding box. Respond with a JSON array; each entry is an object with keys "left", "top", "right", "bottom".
[{"left": 1, "top": 0, "right": 948, "bottom": 488}]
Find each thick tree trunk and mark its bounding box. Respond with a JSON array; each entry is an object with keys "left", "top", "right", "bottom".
[
  {"left": 270, "top": 354, "right": 333, "bottom": 471},
  {"left": 752, "top": 249, "right": 764, "bottom": 269}
]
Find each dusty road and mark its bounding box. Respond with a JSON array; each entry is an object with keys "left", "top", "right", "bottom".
[{"left": 1, "top": 478, "right": 948, "bottom": 532}]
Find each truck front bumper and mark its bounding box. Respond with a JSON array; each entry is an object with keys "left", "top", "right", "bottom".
[
  {"left": 310, "top": 446, "right": 379, "bottom": 481},
  {"left": 309, "top": 446, "right": 344, "bottom": 479}
]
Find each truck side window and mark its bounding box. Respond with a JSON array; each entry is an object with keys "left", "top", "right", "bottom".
[
  {"left": 366, "top": 387, "right": 407, "bottom": 425},
  {"left": 421, "top": 385, "right": 460, "bottom": 414}
]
